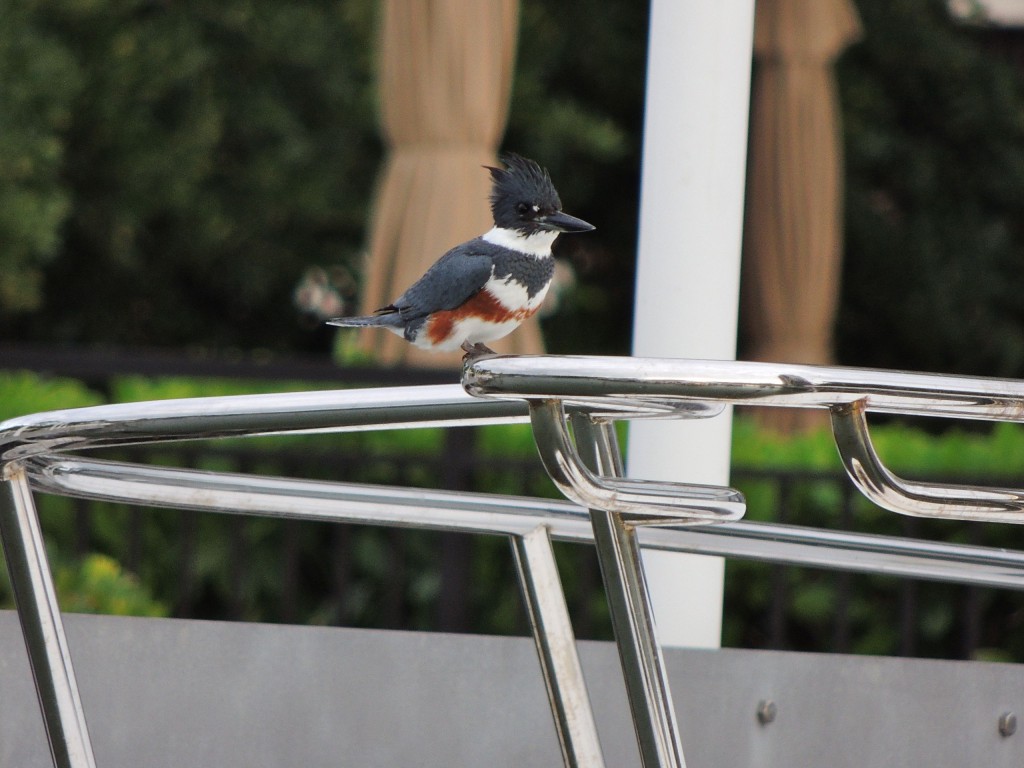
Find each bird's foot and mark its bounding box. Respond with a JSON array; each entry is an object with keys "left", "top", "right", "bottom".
[{"left": 461, "top": 341, "right": 497, "bottom": 361}]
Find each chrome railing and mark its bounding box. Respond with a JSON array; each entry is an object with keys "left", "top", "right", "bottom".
[
  {"left": 4, "top": 358, "right": 1024, "bottom": 768},
  {"left": 465, "top": 355, "right": 1024, "bottom": 768},
  {"left": 465, "top": 355, "right": 1024, "bottom": 523}
]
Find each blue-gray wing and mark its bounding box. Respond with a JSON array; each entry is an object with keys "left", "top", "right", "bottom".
[{"left": 386, "top": 241, "right": 495, "bottom": 320}]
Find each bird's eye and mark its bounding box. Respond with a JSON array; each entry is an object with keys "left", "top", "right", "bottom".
[{"left": 516, "top": 202, "right": 530, "bottom": 216}]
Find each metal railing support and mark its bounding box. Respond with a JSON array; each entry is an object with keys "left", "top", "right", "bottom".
[
  {"left": 13, "top": 360, "right": 1024, "bottom": 766},
  {"left": 511, "top": 525, "right": 606, "bottom": 768},
  {"left": 570, "top": 415, "right": 688, "bottom": 768},
  {"left": 831, "top": 399, "right": 1024, "bottom": 521},
  {"left": 0, "top": 463, "right": 96, "bottom": 768}
]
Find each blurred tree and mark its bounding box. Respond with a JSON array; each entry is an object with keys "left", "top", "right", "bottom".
[
  {"left": 11, "top": 0, "right": 1024, "bottom": 370},
  {"left": 0, "top": 0, "right": 648, "bottom": 357},
  {"left": 0, "top": 1, "right": 81, "bottom": 313},
  {"left": 837, "top": 0, "right": 1024, "bottom": 377},
  {"left": 1, "top": 0, "right": 381, "bottom": 353},
  {"left": 508, "top": 0, "right": 648, "bottom": 355}
]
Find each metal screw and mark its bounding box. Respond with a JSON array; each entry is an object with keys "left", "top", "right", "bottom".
[
  {"left": 757, "top": 699, "right": 777, "bottom": 726},
  {"left": 999, "top": 712, "right": 1017, "bottom": 737}
]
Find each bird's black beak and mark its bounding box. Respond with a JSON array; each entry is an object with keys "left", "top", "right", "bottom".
[{"left": 540, "top": 211, "right": 595, "bottom": 233}]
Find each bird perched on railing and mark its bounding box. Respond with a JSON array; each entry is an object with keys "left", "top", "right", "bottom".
[{"left": 328, "top": 153, "right": 594, "bottom": 358}]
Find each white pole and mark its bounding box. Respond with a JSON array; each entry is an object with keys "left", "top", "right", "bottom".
[{"left": 630, "top": 0, "right": 756, "bottom": 648}]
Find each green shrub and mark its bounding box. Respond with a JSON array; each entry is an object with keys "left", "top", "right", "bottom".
[
  {"left": 53, "top": 553, "right": 168, "bottom": 617},
  {"left": 0, "top": 371, "right": 103, "bottom": 421}
]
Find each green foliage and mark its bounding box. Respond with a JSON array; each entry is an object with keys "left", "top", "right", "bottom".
[
  {"left": 731, "top": 417, "right": 843, "bottom": 472},
  {"left": 1, "top": 0, "right": 380, "bottom": 352},
  {"left": 0, "top": 549, "right": 167, "bottom": 617},
  {"left": 0, "top": 1, "right": 81, "bottom": 312},
  {"left": 111, "top": 373, "right": 335, "bottom": 400},
  {"left": 0, "top": 0, "right": 648, "bottom": 357},
  {"left": 6, "top": 0, "right": 1024, "bottom": 377},
  {"left": 0, "top": 370, "right": 103, "bottom": 420},
  {"left": 733, "top": 414, "right": 1024, "bottom": 478},
  {"left": 53, "top": 553, "right": 168, "bottom": 617},
  {"left": 838, "top": 0, "right": 1024, "bottom": 376}
]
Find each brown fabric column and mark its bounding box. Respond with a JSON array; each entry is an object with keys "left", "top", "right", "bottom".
[
  {"left": 356, "top": 0, "right": 535, "bottom": 367},
  {"left": 742, "top": 0, "right": 861, "bottom": 431}
]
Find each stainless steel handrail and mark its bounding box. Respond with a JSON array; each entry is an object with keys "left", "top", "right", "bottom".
[
  {"left": 6, "top": 359, "right": 1024, "bottom": 768},
  {"left": 831, "top": 400, "right": 1024, "bottom": 521},
  {"left": 27, "top": 454, "right": 1024, "bottom": 589},
  {"left": 0, "top": 385, "right": 613, "bottom": 768},
  {"left": 0, "top": 382, "right": 714, "bottom": 768},
  {"left": 463, "top": 354, "right": 1024, "bottom": 768},
  {"left": 24, "top": 451, "right": 1024, "bottom": 768},
  {"left": 1, "top": 464, "right": 96, "bottom": 768},
  {"left": 0, "top": 383, "right": 716, "bottom": 463},
  {"left": 528, "top": 400, "right": 745, "bottom": 524},
  {"left": 463, "top": 355, "right": 1024, "bottom": 421},
  {"left": 465, "top": 355, "right": 1024, "bottom": 523},
  {"left": 0, "top": 385, "right": 527, "bottom": 461}
]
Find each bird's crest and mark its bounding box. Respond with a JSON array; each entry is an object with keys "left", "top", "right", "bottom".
[{"left": 485, "top": 153, "right": 562, "bottom": 232}]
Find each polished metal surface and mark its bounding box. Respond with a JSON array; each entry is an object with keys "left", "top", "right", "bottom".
[
  {"left": 528, "top": 401, "right": 744, "bottom": 524},
  {"left": 7, "top": 357, "right": 1024, "bottom": 767},
  {"left": 572, "top": 417, "right": 687, "bottom": 768},
  {"left": 0, "top": 465, "right": 96, "bottom": 768},
  {"left": 512, "top": 526, "right": 606, "bottom": 768},
  {"left": 25, "top": 454, "right": 1024, "bottom": 590},
  {"left": 0, "top": 382, "right": 716, "bottom": 464},
  {"left": 460, "top": 355, "right": 1024, "bottom": 766},
  {"left": 832, "top": 400, "right": 1024, "bottom": 521},
  {"left": 464, "top": 355, "right": 1024, "bottom": 421},
  {"left": 0, "top": 385, "right": 564, "bottom": 768},
  {"left": 0, "top": 385, "right": 525, "bottom": 461},
  {"left": 466, "top": 355, "right": 1024, "bottom": 523},
  {"left": 589, "top": 509, "right": 685, "bottom": 768}
]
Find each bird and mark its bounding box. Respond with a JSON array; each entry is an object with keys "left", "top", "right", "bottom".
[{"left": 327, "top": 153, "right": 594, "bottom": 358}]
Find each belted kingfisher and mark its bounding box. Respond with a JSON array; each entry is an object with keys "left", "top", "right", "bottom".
[{"left": 327, "top": 153, "right": 594, "bottom": 357}]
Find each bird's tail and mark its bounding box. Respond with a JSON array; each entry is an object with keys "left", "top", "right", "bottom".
[{"left": 326, "top": 312, "right": 402, "bottom": 329}]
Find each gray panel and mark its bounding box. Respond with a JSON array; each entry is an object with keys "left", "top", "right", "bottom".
[
  {"left": 2, "top": 612, "right": 1024, "bottom": 767},
  {"left": 0, "top": 613, "right": 580, "bottom": 768},
  {"left": 668, "top": 647, "right": 1024, "bottom": 768}
]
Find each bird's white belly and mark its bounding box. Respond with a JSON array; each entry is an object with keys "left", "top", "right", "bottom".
[
  {"left": 406, "top": 315, "right": 521, "bottom": 351},
  {"left": 454, "top": 315, "right": 522, "bottom": 345},
  {"left": 485, "top": 274, "right": 550, "bottom": 312}
]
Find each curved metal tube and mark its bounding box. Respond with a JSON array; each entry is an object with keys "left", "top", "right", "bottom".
[
  {"left": 466, "top": 356, "right": 1024, "bottom": 526},
  {"left": 0, "top": 385, "right": 523, "bottom": 461},
  {"left": 0, "top": 382, "right": 718, "bottom": 464},
  {"left": 35, "top": 435, "right": 1024, "bottom": 768},
  {"left": 23, "top": 454, "right": 1024, "bottom": 589},
  {"left": 465, "top": 355, "right": 1024, "bottom": 422},
  {"left": 528, "top": 400, "right": 744, "bottom": 524},
  {"left": 1, "top": 465, "right": 96, "bottom": 768},
  {"left": 831, "top": 400, "right": 1024, "bottom": 522}
]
